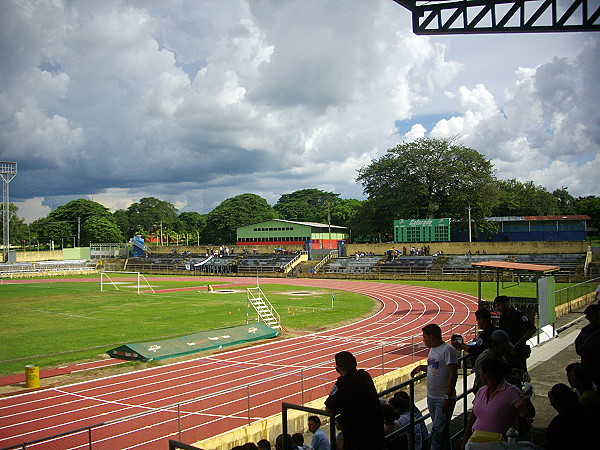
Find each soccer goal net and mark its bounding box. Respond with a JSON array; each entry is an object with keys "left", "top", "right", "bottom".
[{"left": 100, "top": 271, "right": 155, "bottom": 294}]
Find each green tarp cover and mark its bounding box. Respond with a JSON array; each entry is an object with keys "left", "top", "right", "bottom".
[{"left": 107, "top": 323, "right": 280, "bottom": 362}]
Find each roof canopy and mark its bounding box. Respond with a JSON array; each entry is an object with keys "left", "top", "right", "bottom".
[{"left": 471, "top": 261, "right": 560, "bottom": 274}]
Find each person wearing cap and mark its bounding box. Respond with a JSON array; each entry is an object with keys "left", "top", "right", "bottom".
[
  {"left": 575, "top": 304, "right": 600, "bottom": 388},
  {"left": 324, "top": 351, "right": 383, "bottom": 450},
  {"left": 472, "top": 330, "right": 513, "bottom": 393},
  {"left": 493, "top": 295, "right": 537, "bottom": 372},
  {"left": 452, "top": 308, "right": 497, "bottom": 364}
]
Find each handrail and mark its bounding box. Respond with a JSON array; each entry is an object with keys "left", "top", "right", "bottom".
[
  {"left": 282, "top": 403, "right": 336, "bottom": 450},
  {"left": 1, "top": 324, "right": 476, "bottom": 450}
]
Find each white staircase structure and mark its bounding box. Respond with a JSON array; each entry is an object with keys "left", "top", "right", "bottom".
[{"left": 246, "top": 286, "right": 282, "bottom": 330}]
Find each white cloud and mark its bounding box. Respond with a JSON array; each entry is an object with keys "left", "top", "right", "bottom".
[{"left": 1, "top": 0, "right": 597, "bottom": 224}]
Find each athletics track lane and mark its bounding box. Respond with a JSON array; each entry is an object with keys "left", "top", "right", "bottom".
[{"left": 0, "top": 277, "right": 478, "bottom": 449}]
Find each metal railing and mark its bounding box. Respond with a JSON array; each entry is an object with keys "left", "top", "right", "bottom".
[
  {"left": 281, "top": 353, "right": 473, "bottom": 450},
  {"left": 555, "top": 276, "right": 600, "bottom": 306},
  {"left": 0, "top": 324, "right": 476, "bottom": 450},
  {"left": 281, "top": 403, "right": 337, "bottom": 450}
]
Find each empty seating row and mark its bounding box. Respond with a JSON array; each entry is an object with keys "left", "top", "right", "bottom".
[{"left": 321, "top": 256, "right": 381, "bottom": 274}]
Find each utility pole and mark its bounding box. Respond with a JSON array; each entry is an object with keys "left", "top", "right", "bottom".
[{"left": 468, "top": 205, "right": 472, "bottom": 243}]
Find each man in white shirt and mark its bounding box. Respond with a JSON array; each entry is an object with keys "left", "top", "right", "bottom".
[{"left": 411, "top": 323, "right": 458, "bottom": 450}]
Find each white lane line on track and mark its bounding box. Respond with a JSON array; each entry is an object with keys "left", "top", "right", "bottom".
[{"left": 2, "top": 279, "right": 477, "bottom": 447}]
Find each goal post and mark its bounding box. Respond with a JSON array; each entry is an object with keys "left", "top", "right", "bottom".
[{"left": 100, "top": 271, "right": 155, "bottom": 294}]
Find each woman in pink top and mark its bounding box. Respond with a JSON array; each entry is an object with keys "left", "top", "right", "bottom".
[{"left": 461, "top": 358, "right": 535, "bottom": 448}]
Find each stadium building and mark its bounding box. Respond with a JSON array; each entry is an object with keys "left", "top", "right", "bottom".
[
  {"left": 394, "top": 215, "right": 590, "bottom": 243},
  {"left": 237, "top": 219, "right": 348, "bottom": 249}
]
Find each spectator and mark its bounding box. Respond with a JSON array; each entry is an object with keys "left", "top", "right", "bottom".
[
  {"left": 472, "top": 329, "right": 512, "bottom": 392},
  {"left": 567, "top": 363, "right": 600, "bottom": 412},
  {"left": 325, "top": 351, "right": 384, "bottom": 449},
  {"left": 494, "top": 295, "right": 537, "bottom": 372},
  {"left": 307, "top": 416, "right": 329, "bottom": 450},
  {"left": 381, "top": 403, "right": 407, "bottom": 449},
  {"left": 275, "top": 433, "right": 296, "bottom": 450},
  {"left": 243, "top": 444, "right": 259, "bottom": 450},
  {"left": 389, "top": 393, "right": 422, "bottom": 450},
  {"left": 334, "top": 416, "right": 343, "bottom": 450},
  {"left": 257, "top": 439, "right": 271, "bottom": 450},
  {"left": 461, "top": 358, "right": 534, "bottom": 448},
  {"left": 411, "top": 324, "right": 458, "bottom": 450},
  {"left": 452, "top": 309, "right": 497, "bottom": 364},
  {"left": 392, "top": 391, "right": 429, "bottom": 449},
  {"left": 575, "top": 304, "right": 600, "bottom": 387},
  {"left": 545, "top": 383, "right": 591, "bottom": 449},
  {"left": 292, "top": 432, "right": 313, "bottom": 450}
]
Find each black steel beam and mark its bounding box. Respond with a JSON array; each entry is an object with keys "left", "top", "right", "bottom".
[{"left": 392, "top": 0, "right": 600, "bottom": 34}]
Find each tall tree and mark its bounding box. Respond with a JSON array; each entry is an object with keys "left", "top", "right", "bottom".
[
  {"left": 0, "top": 203, "right": 27, "bottom": 246},
  {"left": 552, "top": 187, "right": 577, "bottom": 215},
  {"left": 202, "top": 194, "right": 277, "bottom": 244},
  {"left": 81, "top": 216, "right": 124, "bottom": 245},
  {"left": 274, "top": 189, "right": 339, "bottom": 223},
  {"left": 356, "top": 137, "right": 497, "bottom": 237},
  {"left": 330, "top": 198, "right": 364, "bottom": 227},
  {"left": 125, "top": 197, "right": 178, "bottom": 236},
  {"left": 576, "top": 196, "right": 600, "bottom": 229},
  {"left": 492, "top": 180, "right": 559, "bottom": 216}
]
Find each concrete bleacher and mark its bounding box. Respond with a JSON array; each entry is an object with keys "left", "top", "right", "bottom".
[
  {"left": 376, "top": 256, "right": 437, "bottom": 275},
  {"left": 0, "top": 260, "right": 97, "bottom": 277},
  {"left": 125, "top": 255, "right": 185, "bottom": 271},
  {"left": 514, "top": 253, "right": 585, "bottom": 274},
  {"left": 442, "top": 254, "right": 511, "bottom": 274},
  {"left": 236, "top": 253, "right": 298, "bottom": 273},
  {"left": 321, "top": 256, "right": 382, "bottom": 274},
  {"left": 190, "top": 255, "right": 239, "bottom": 274}
]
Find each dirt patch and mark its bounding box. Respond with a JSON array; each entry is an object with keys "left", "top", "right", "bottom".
[{"left": 279, "top": 290, "right": 326, "bottom": 296}]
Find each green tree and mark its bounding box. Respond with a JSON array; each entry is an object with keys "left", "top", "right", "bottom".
[
  {"left": 274, "top": 189, "right": 339, "bottom": 223},
  {"left": 202, "top": 194, "right": 277, "bottom": 244},
  {"left": 576, "top": 196, "right": 600, "bottom": 230},
  {"left": 356, "top": 137, "right": 497, "bottom": 237},
  {"left": 1, "top": 203, "right": 27, "bottom": 246},
  {"left": 330, "top": 198, "right": 364, "bottom": 228},
  {"left": 112, "top": 209, "right": 131, "bottom": 239},
  {"left": 492, "top": 180, "right": 559, "bottom": 216},
  {"left": 125, "top": 197, "right": 178, "bottom": 237},
  {"left": 81, "top": 216, "right": 124, "bottom": 245},
  {"left": 552, "top": 187, "right": 577, "bottom": 215},
  {"left": 48, "top": 199, "right": 112, "bottom": 224},
  {"left": 29, "top": 218, "right": 74, "bottom": 247}
]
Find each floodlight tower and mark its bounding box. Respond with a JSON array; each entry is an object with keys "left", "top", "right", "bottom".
[{"left": 1, "top": 162, "right": 17, "bottom": 263}]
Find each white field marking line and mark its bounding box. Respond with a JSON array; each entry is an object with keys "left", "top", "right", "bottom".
[
  {"left": 1, "top": 344, "right": 341, "bottom": 422},
  {"left": 0, "top": 304, "right": 100, "bottom": 320},
  {"left": 5, "top": 281, "right": 391, "bottom": 402},
  {"left": 2, "top": 287, "right": 469, "bottom": 426},
  {"left": 4, "top": 356, "right": 338, "bottom": 448},
  {"left": 3, "top": 284, "right": 474, "bottom": 442}
]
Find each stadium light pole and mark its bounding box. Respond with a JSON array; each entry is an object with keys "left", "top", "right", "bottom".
[{"left": 1, "top": 162, "right": 17, "bottom": 263}]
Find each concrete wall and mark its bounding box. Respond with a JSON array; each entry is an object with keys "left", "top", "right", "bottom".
[{"left": 15, "top": 250, "right": 63, "bottom": 262}]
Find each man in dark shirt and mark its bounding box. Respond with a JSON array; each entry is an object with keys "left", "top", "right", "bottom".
[
  {"left": 575, "top": 304, "right": 600, "bottom": 388},
  {"left": 453, "top": 308, "right": 497, "bottom": 364},
  {"left": 325, "top": 351, "right": 384, "bottom": 449},
  {"left": 494, "top": 295, "right": 537, "bottom": 372}
]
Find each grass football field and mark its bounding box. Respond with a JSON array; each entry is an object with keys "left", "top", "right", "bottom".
[
  {"left": 0, "top": 275, "right": 572, "bottom": 377},
  {"left": 0, "top": 276, "right": 375, "bottom": 376}
]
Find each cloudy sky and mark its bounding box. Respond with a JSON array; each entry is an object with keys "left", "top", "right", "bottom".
[{"left": 1, "top": 0, "right": 598, "bottom": 223}]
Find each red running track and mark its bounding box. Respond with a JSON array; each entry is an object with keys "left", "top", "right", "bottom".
[{"left": 0, "top": 277, "right": 478, "bottom": 449}]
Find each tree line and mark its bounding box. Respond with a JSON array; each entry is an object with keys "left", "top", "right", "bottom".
[{"left": 3, "top": 138, "right": 598, "bottom": 248}]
